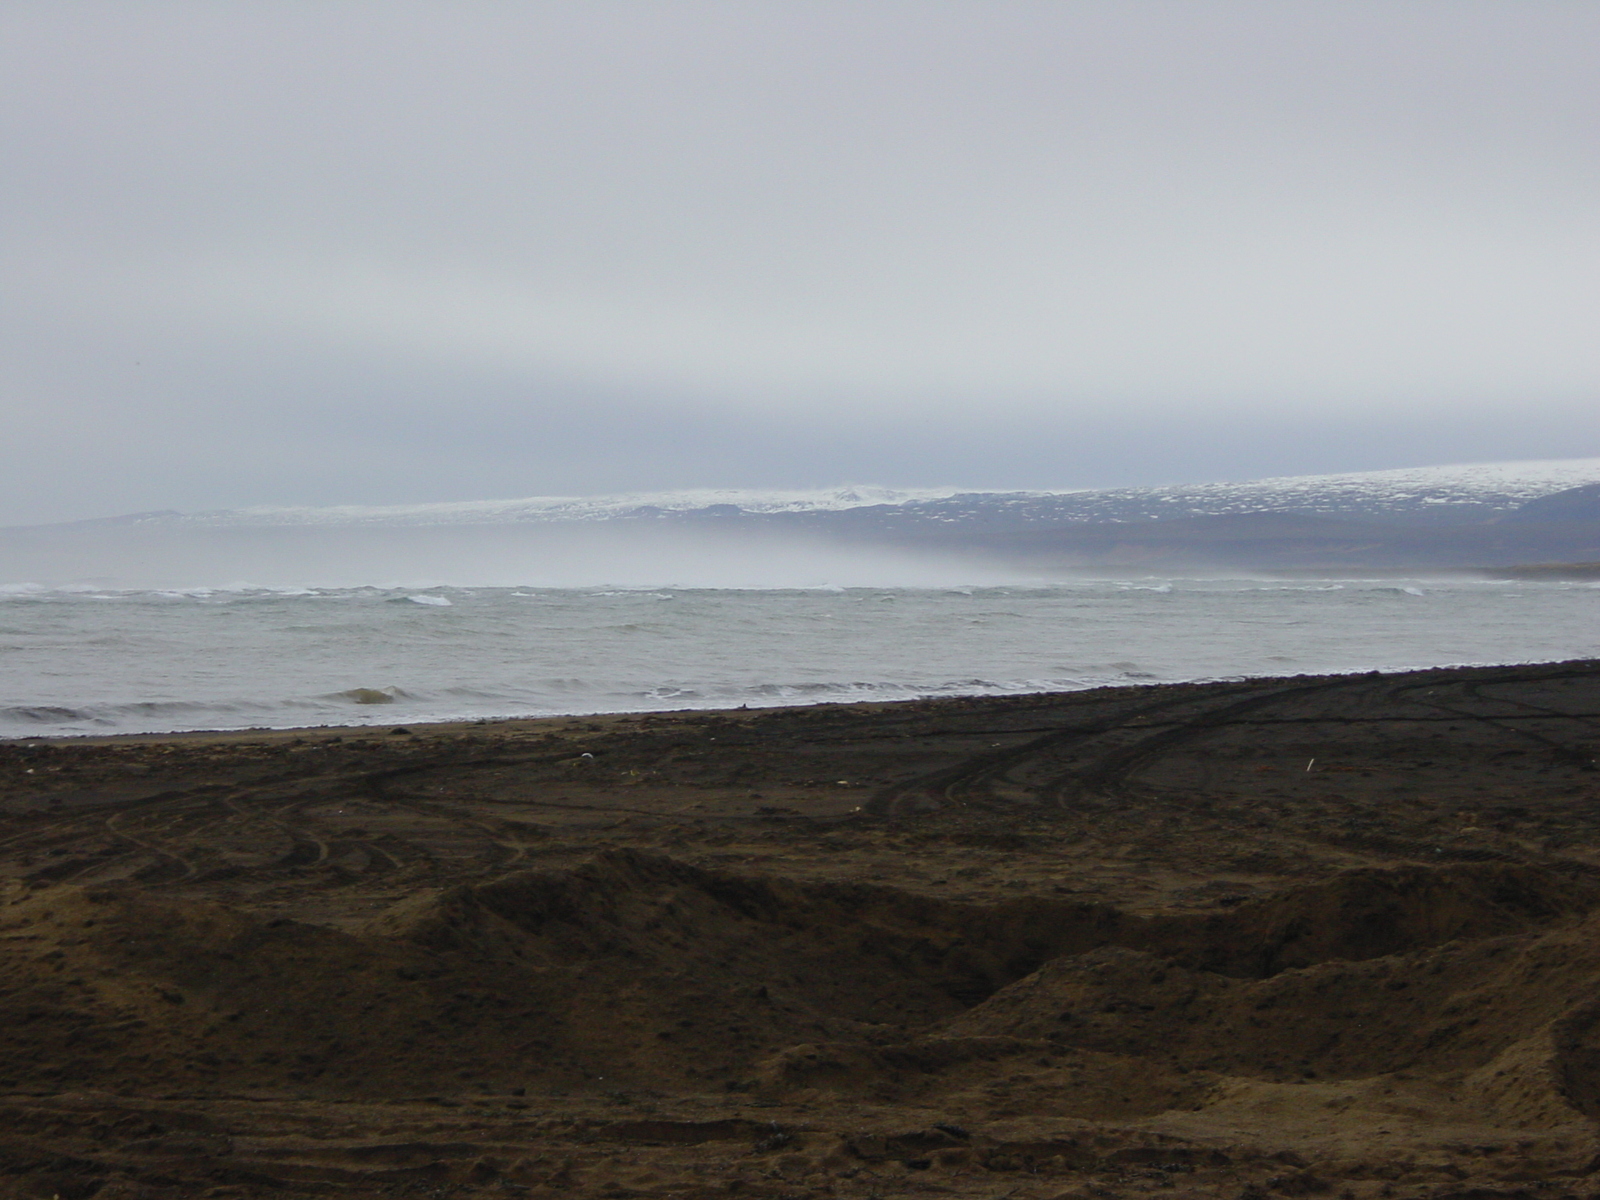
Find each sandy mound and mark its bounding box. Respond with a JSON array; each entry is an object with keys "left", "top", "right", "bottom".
[
  {"left": 7, "top": 850, "right": 1600, "bottom": 1127},
  {"left": 14, "top": 665, "right": 1600, "bottom": 1195}
]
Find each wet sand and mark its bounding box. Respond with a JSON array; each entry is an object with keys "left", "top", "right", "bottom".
[{"left": 4, "top": 660, "right": 1600, "bottom": 1198}]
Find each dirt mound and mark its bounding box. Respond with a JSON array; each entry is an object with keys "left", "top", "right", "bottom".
[
  {"left": 1142, "top": 861, "right": 1600, "bottom": 977},
  {"left": 0, "top": 884, "right": 466, "bottom": 1096},
  {"left": 6, "top": 862, "right": 1600, "bottom": 1191},
  {"left": 373, "top": 848, "right": 1020, "bottom": 1023},
  {"left": 3, "top": 850, "right": 1065, "bottom": 1099},
  {"left": 7, "top": 851, "right": 1600, "bottom": 1118},
  {"left": 914, "top": 871, "right": 1600, "bottom": 1128},
  {"left": 759, "top": 928, "right": 1600, "bottom": 1129},
  {"left": 16, "top": 665, "right": 1600, "bottom": 1196}
]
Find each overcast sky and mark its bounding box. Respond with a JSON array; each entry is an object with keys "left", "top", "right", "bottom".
[{"left": 3, "top": 1, "right": 1598, "bottom": 525}]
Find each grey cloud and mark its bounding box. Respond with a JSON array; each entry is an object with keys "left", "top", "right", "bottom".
[{"left": 3, "top": 1, "right": 1599, "bottom": 523}]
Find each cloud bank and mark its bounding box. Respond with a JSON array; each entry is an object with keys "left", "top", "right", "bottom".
[{"left": 3, "top": 1, "right": 1598, "bottom": 523}]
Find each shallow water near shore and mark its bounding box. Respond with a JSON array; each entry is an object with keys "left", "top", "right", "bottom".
[{"left": 1, "top": 576, "right": 1597, "bottom": 737}]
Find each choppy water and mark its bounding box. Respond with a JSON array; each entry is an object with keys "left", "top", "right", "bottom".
[{"left": 1, "top": 578, "right": 1596, "bottom": 738}]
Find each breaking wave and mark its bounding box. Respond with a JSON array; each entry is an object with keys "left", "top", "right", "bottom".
[{"left": 1, "top": 580, "right": 1596, "bottom": 738}]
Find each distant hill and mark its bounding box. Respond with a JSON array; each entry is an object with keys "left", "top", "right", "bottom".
[
  {"left": 9, "top": 457, "right": 1600, "bottom": 576},
  {"left": 1500, "top": 481, "right": 1600, "bottom": 523},
  {"left": 15, "top": 456, "right": 1600, "bottom": 529}
]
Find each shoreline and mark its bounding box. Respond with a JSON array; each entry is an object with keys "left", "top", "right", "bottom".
[
  {"left": 18, "top": 653, "right": 1600, "bottom": 747},
  {"left": 18, "top": 694, "right": 983, "bottom": 747}
]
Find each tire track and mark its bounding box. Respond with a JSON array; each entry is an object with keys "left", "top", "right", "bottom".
[
  {"left": 262, "top": 795, "right": 333, "bottom": 867},
  {"left": 104, "top": 806, "right": 198, "bottom": 883},
  {"left": 864, "top": 682, "right": 1265, "bottom": 818},
  {"left": 1036, "top": 666, "right": 1600, "bottom": 808},
  {"left": 1038, "top": 675, "right": 1376, "bottom": 805},
  {"left": 1388, "top": 675, "right": 1600, "bottom": 771}
]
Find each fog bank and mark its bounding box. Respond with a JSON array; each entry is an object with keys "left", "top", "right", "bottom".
[{"left": 0, "top": 523, "right": 1026, "bottom": 591}]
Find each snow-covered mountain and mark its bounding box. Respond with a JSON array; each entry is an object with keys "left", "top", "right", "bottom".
[
  {"left": 138, "top": 485, "right": 963, "bottom": 528},
  {"left": 89, "top": 456, "right": 1600, "bottom": 530},
  {"left": 8, "top": 458, "right": 1600, "bottom": 581},
  {"left": 903, "top": 457, "right": 1600, "bottom": 527}
]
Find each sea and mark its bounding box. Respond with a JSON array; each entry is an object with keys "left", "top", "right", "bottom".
[{"left": 2, "top": 577, "right": 1597, "bottom": 739}]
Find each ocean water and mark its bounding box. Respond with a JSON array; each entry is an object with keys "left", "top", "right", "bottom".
[{"left": 1, "top": 578, "right": 1596, "bottom": 738}]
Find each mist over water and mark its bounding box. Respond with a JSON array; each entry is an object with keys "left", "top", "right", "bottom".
[
  {"left": 2, "top": 578, "right": 1596, "bottom": 738},
  {"left": 0, "top": 523, "right": 1022, "bottom": 591}
]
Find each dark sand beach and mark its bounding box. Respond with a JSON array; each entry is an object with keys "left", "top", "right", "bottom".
[{"left": 5, "top": 661, "right": 1600, "bottom": 1198}]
